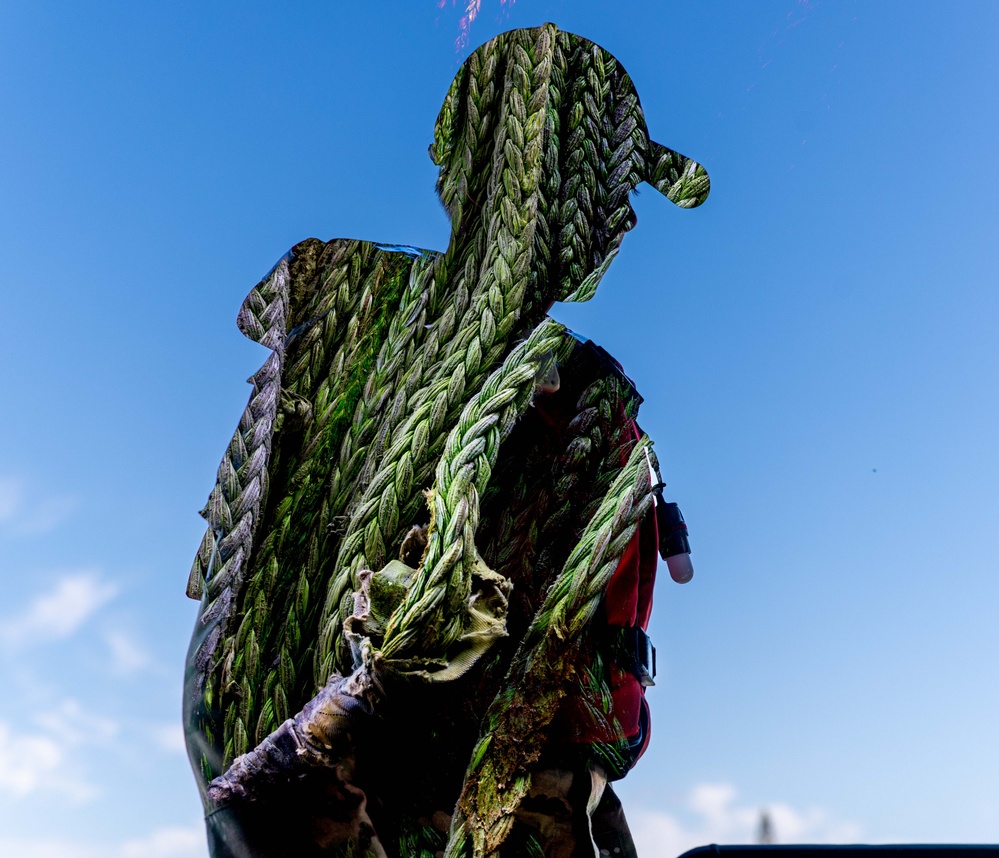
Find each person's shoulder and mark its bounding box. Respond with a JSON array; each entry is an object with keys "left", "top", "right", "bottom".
[
  {"left": 291, "top": 237, "right": 438, "bottom": 264},
  {"left": 557, "top": 328, "right": 642, "bottom": 405},
  {"left": 237, "top": 238, "right": 441, "bottom": 347}
]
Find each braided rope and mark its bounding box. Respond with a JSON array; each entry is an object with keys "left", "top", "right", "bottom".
[
  {"left": 444, "top": 436, "right": 655, "bottom": 858},
  {"left": 186, "top": 25, "right": 710, "bottom": 851},
  {"left": 380, "top": 319, "right": 565, "bottom": 660},
  {"left": 187, "top": 258, "right": 288, "bottom": 693},
  {"left": 209, "top": 247, "right": 420, "bottom": 757},
  {"left": 313, "top": 26, "right": 558, "bottom": 680},
  {"left": 246, "top": 250, "right": 419, "bottom": 737}
]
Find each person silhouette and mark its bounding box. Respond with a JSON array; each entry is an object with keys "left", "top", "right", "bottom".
[{"left": 184, "top": 23, "right": 709, "bottom": 857}]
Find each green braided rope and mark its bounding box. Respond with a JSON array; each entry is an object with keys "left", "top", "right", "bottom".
[
  {"left": 379, "top": 319, "right": 566, "bottom": 662},
  {"left": 254, "top": 251, "right": 436, "bottom": 729},
  {"left": 187, "top": 29, "right": 710, "bottom": 847},
  {"left": 204, "top": 247, "right": 421, "bottom": 753},
  {"left": 312, "top": 27, "right": 559, "bottom": 680},
  {"left": 444, "top": 436, "right": 655, "bottom": 858},
  {"left": 187, "top": 258, "right": 288, "bottom": 705}
]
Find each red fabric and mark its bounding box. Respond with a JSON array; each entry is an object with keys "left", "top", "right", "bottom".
[
  {"left": 565, "top": 494, "right": 658, "bottom": 755},
  {"left": 604, "top": 526, "right": 642, "bottom": 627},
  {"left": 553, "top": 401, "right": 660, "bottom": 769},
  {"left": 604, "top": 502, "right": 658, "bottom": 745},
  {"left": 604, "top": 502, "right": 658, "bottom": 629}
]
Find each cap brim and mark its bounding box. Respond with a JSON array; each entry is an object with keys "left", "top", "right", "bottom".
[{"left": 645, "top": 140, "right": 710, "bottom": 209}]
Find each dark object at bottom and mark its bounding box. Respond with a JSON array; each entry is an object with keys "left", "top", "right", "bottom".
[{"left": 678, "top": 847, "right": 999, "bottom": 858}]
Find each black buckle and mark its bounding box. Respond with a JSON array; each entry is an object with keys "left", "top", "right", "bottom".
[
  {"left": 616, "top": 627, "right": 656, "bottom": 687},
  {"left": 634, "top": 627, "right": 656, "bottom": 687}
]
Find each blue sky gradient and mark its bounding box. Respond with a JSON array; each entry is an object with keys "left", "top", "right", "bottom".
[{"left": 1, "top": 2, "right": 996, "bottom": 855}]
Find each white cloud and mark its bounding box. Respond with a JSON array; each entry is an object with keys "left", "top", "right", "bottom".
[
  {"left": 766, "top": 800, "right": 863, "bottom": 844},
  {"left": 0, "top": 572, "right": 117, "bottom": 646},
  {"left": 105, "top": 629, "right": 152, "bottom": 674},
  {"left": 0, "top": 721, "right": 62, "bottom": 796},
  {"left": 687, "top": 782, "right": 757, "bottom": 834},
  {"left": 150, "top": 721, "right": 188, "bottom": 755},
  {"left": 0, "top": 839, "right": 102, "bottom": 858},
  {"left": 0, "top": 822, "right": 207, "bottom": 858},
  {"left": 34, "top": 699, "right": 119, "bottom": 747},
  {"left": 0, "top": 700, "right": 120, "bottom": 802},
  {"left": 119, "top": 823, "right": 206, "bottom": 858},
  {"left": 0, "top": 720, "right": 96, "bottom": 802},
  {"left": 627, "top": 782, "right": 862, "bottom": 858}
]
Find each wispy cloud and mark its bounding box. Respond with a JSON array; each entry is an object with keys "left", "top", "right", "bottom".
[
  {"left": 104, "top": 629, "right": 152, "bottom": 674},
  {"left": 17, "top": 496, "right": 79, "bottom": 536},
  {"left": 149, "top": 721, "right": 188, "bottom": 755},
  {"left": 0, "top": 572, "right": 117, "bottom": 647},
  {"left": 34, "top": 699, "right": 119, "bottom": 746},
  {"left": 119, "top": 823, "right": 206, "bottom": 858},
  {"left": 0, "top": 476, "right": 77, "bottom": 536},
  {"left": 0, "top": 839, "right": 101, "bottom": 858},
  {"left": 627, "top": 782, "right": 862, "bottom": 857},
  {"left": 0, "top": 720, "right": 97, "bottom": 801},
  {"left": 0, "top": 478, "right": 24, "bottom": 522},
  {"left": 0, "top": 822, "right": 207, "bottom": 858},
  {"left": 0, "top": 700, "right": 119, "bottom": 803}
]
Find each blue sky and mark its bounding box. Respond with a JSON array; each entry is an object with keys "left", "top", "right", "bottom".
[{"left": 1, "top": 2, "right": 997, "bottom": 855}]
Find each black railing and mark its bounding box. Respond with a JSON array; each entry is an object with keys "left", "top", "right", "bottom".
[{"left": 678, "top": 847, "right": 999, "bottom": 858}]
